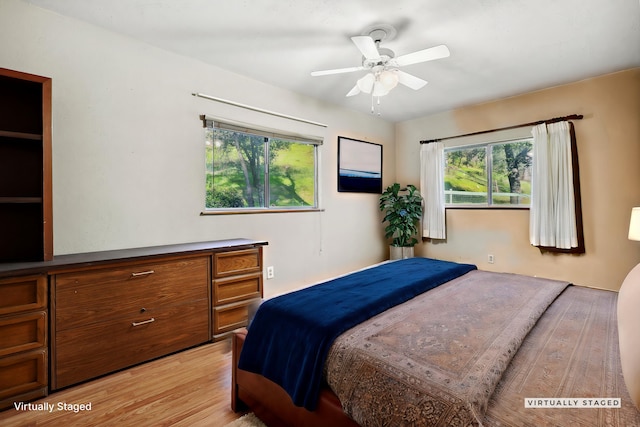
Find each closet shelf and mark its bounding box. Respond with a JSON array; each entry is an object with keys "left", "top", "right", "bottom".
[
  {"left": 0, "top": 130, "right": 43, "bottom": 141},
  {"left": 0, "top": 197, "right": 43, "bottom": 204}
]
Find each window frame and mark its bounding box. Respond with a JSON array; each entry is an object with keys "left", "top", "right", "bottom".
[
  {"left": 202, "top": 118, "right": 322, "bottom": 214},
  {"left": 444, "top": 137, "right": 533, "bottom": 209}
]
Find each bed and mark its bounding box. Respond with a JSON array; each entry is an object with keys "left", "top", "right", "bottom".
[{"left": 231, "top": 257, "right": 640, "bottom": 426}]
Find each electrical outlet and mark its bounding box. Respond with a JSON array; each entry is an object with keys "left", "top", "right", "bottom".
[
  {"left": 266, "top": 266, "right": 275, "bottom": 279},
  {"left": 488, "top": 254, "right": 495, "bottom": 264}
]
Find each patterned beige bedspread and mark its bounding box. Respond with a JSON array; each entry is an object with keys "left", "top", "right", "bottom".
[
  {"left": 484, "top": 285, "right": 640, "bottom": 427},
  {"left": 325, "top": 270, "right": 569, "bottom": 427}
]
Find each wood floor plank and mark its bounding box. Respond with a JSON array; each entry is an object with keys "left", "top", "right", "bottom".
[{"left": 0, "top": 339, "right": 245, "bottom": 426}]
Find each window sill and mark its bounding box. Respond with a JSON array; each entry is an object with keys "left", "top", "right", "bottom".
[
  {"left": 200, "top": 208, "right": 324, "bottom": 215},
  {"left": 445, "top": 206, "right": 530, "bottom": 210}
]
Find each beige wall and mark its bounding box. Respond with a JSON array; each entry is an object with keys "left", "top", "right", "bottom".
[
  {"left": 396, "top": 68, "right": 640, "bottom": 291},
  {"left": 3, "top": 0, "right": 638, "bottom": 294}
]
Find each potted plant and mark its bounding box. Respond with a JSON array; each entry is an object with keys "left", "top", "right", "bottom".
[{"left": 379, "top": 183, "right": 423, "bottom": 260}]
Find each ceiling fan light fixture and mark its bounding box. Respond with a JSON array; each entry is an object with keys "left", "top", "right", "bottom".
[
  {"left": 356, "top": 73, "right": 375, "bottom": 94},
  {"left": 311, "top": 23, "right": 450, "bottom": 110},
  {"left": 372, "top": 81, "right": 391, "bottom": 97},
  {"left": 378, "top": 69, "right": 399, "bottom": 90}
]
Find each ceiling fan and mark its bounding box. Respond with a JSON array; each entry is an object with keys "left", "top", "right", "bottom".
[{"left": 311, "top": 25, "right": 450, "bottom": 98}]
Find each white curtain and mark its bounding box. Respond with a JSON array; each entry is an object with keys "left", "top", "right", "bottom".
[
  {"left": 529, "top": 121, "right": 578, "bottom": 249},
  {"left": 420, "top": 142, "right": 446, "bottom": 239}
]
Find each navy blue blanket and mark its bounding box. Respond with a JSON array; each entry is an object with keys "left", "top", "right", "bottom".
[{"left": 238, "top": 257, "right": 477, "bottom": 410}]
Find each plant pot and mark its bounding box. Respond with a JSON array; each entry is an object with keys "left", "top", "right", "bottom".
[{"left": 389, "top": 246, "right": 414, "bottom": 260}]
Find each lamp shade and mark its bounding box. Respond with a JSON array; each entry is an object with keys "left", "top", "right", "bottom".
[{"left": 629, "top": 207, "right": 640, "bottom": 241}]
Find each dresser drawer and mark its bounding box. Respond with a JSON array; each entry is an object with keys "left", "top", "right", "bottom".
[
  {"left": 0, "top": 275, "right": 47, "bottom": 316},
  {"left": 0, "top": 311, "right": 47, "bottom": 357},
  {"left": 213, "top": 272, "right": 262, "bottom": 305},
  {"left": 0, "top": 348, "right": 47, "bottom": 402},
  {"left": 214, "top": 248, "right": 262, "bottom": 278},
  {"left": 54, "top": 256, "right": 210, "bottom": 331},
  {"left": 213, "top": 299, "right": 259, "bottom": 336},
  {"left": 53, "top": 299, "right": 209, "bottom": 389}
]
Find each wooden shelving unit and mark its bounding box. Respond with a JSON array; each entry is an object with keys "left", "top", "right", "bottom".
[{"left": 0, "top": 68, "right": 52, "bottom": 262}]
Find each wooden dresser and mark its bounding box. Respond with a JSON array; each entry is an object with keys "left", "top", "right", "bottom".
[
  {"left": 0, "top": 275, "right": 48, "bottom": 409},
  {"left": 212, "top": 248, "right": 263, "bottom": 340},
  {"left": 0, "top": 238, "right": 266, "bottom": 408},
  {"left": 50, "top": 255, "right": 211, "bottom": 389}
]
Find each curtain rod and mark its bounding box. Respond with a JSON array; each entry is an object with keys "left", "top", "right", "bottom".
[
  {"left": 192, "top": 92, "right": 328, "bottom": 128},
  {"left": 420, "top": 114, "right": 583, "bottom": 144}
]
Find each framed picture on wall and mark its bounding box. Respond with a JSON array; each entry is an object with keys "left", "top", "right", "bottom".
[{"left": 337, "top": 136, "right": 382, "bottom": 193}]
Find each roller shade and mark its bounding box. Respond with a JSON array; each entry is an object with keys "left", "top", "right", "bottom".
[{"left": 201, "top": 115, "right": 323, "bottom": 145}]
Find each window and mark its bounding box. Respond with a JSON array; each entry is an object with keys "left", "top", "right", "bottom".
[
  {"left": 444, "top": 138, "right": 533, "bottom": 207},
  {"left": 204, "top": 120, "right": 320, "bottom": 211}
]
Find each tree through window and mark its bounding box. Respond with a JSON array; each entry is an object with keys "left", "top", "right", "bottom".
[
  {"left": 204, "top": 121, "right": 319, "bottom": 211},
  {"left": 444, "top": 138, "right": 532, "bottom": 207}
]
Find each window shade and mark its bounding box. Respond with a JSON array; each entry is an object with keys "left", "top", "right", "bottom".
[{"left": 203, "top": 116, "right": 323, "bottom": 145}]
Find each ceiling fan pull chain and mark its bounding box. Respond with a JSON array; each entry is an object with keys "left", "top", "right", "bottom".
[{"left": 370, "top": 95, "right": 382, "bottom": 115}]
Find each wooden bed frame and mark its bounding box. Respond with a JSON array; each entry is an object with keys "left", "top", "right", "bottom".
[{"left": 232, "top": 328, "right": 358, "bottom": 427}]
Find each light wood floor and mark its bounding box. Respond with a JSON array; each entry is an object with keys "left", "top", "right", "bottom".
[{"left": 0, "top": 339, "right": 246, "bottom": 426}]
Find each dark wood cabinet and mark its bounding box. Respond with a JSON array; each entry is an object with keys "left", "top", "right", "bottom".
[
  {"left": 0, "top": 275, "right": 48, "bottom": 410},
  {"left": 27, "top": 239, "right": 264, "bottom": 391},
  {"left": 0, "top": 237, "right": 266, "bottom": 401},
  {"left": 0, "top": 68, "right": 52, "bottom": 262}
]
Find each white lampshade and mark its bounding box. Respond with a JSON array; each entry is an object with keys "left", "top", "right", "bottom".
[{"left": 629, "top": 207, "right": 640, "bottom": 241}]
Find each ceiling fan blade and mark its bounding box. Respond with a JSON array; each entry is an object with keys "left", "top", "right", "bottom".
[
  {"left": 396, "top": 70, "right": 428, "bottom": 90},
  {"left": 351, "top": 36, "right": 380, "bottom": 60},
  {"left": 394, "top": 45, "right": 450, "bottom": 67},
  {"left": 311, "top": 66, "right": 364, "bottom": 76},
  {"left": 346, "top": 84, "right": 361, "bottom": 97}
]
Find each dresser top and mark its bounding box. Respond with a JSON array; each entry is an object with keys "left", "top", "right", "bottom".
[{"left": 0, "top": 238, "right": 268, "bottom": 278}]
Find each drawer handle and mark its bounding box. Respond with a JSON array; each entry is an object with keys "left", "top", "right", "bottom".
[
  {"left": 132, "top": 318, "right": 155, "bottom": 327},
  {"left": 131, "top": 270, "right": 155, "bottom": 277}
]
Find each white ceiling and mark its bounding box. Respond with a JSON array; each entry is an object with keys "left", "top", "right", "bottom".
[{"left": 24, "top": 0, "right": 640, "bottom": 122}]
